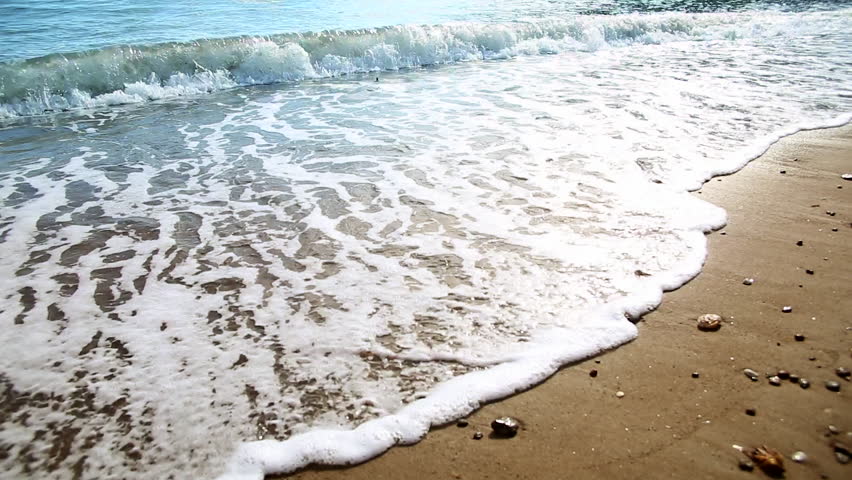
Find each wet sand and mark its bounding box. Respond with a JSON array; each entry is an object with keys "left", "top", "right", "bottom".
[{"left": 283, "top": 124, "right": 852, "bottom": 480}]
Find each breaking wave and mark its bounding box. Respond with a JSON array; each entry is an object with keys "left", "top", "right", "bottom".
[{"left": 0, "top": 10, "right": 819, "bottom": 118}]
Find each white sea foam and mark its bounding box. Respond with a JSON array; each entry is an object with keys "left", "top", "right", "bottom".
[
  {"left": 1, "top": 9, "right": 847, "bottom": 118},
  {"left": 0, "top": 6, "right": 851, "bottom": 480}
]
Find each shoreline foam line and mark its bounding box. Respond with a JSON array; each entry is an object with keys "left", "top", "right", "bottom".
[{"left": 215, "top": 114, "right": 852, "bottom": 480}]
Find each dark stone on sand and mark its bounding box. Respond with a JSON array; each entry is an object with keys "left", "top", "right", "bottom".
[
  {"left": 780, "top": 170, "right": 786, "bottom": 174},
  {"left": 746, "top": 408, "right": 756, "bottom": 416},
  {"left": 794, "top": 334, "right": 805, "bottom": 342},
  {"left": 590, "top": 369, "right": 598, "bottom": 378},
  {"left": 833, "top": 441, "right": 851, "bottom": 464},
  {"left": 841, "top": 173, "right": 852, "bottom": 181},
  {"left": 805, "top": 269, "right": 814, "bottom": 275},
  {"left": 798, "top": 378, "right": 810, "bottom": 389},
  {"left": 473, "top": 431, "right": 483, "bottom": 440},
  {"left": 490, "top": 417, "right": 520, "bottom": 438},
  {"left": 825, "top": 381, "right": 841, "bottom": 392},
  {"left": 828, "top": 425, "right": 839, "bottom": 435},
  {"left": 789, "top": 374, "right": 800, "bottom": 383},
  {"left": 782, "top": 306, "right": 793, "bottom": 313},
  {"left": 836, "top": 367, "right": 851, "bottom": 380},
  {"left": 457, "top": 420, "right": 469, "bottom": 428},
  {"left": 832, "top": 227, "right": 839, "bottom": 231},
  {"left": 826, "top": 211, "right": 836, "bottom": 216},
  {"left": 691, "top": 372, "right": 700, "bottom": 378},
  {"left": 738, "top": 459, "right": 755, "bottom": 471},
  {"left": 768, "top": 376, "right": 782, "bottom": 386},
  {"left": 777, "top": 370, "right": 790, "bottom": 380},
  {"left": 796, "top": 240, "right": 803, "bottom": 246}
]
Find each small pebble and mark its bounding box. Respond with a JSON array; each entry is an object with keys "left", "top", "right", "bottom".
[
  {"left": 780, "top": 170, "right": 786, "bottom": 174},
  {"left": 782, "top": 306, "right": 793, "bottom": 313},
  {"left": 827, "top": 211, "right": 836, "bottom": 216},
  {"left": 744, "top": 368, "right": 760, "bottom": 381},
  {"left": 842, "top": 173, "right": 852, "bottom": 181},
  {"left": 738, "top": 459, "right": 755, "bottom": 472},
  {"left": 805, "top": 269, "right": 814, "bottom": 275},
  {"left": 826, "top": 381, "right": 841, "bottom": 392},
  {"left": 791, "top": 451, "right": 807, "bottom": 463},
  {"left": 490, "top": 417, "right": 520, "bottom": 438},
  {"left": 472, "top": 431, "right": 483, "bottom": 440},
  {"left": 691, "top": 372, "right": 700, "bottom": 379},
  {"left": 742, "top": 278, "right": 754, "bottom": 285},
  {"left": 768, "top": 376, "right": 782, "bottom": 386},
  {"left": 828, "top": 425, "right": 840, "bottom": 435},
  {"left": 796, "top": 240, "right": 803, "bottom": 246},
  {"left": 456, "top": 420, "right": 469, "bottom": 428},
  {"left": 833, "top": 442, "right": 851, "bottom": 464},
  {"left": 590, "top": 369, "right": 598, "bottom": 378},
  {"left": 616, "top": 391, "right": 625, "bottom": 398},
  {"left": 836, "top": 367, "right": 851, "bottom": 380},
  {"left": 745, "top": 408, "right": 756, "bottom": 416},
  {"left": 788, "top": 373, "right": 800, "bottom": 383},
  {"left": 794, "top": 334, "right": 805, "bottom": 342},
  {"left": 697, "top": 313, "right": 723, "bottom": 332},
  {"left": 777, "top": 370, "right": 790, "bottom": 380},
  {"left": 799, "top": 378, "right": 811, "bottom": 389}
]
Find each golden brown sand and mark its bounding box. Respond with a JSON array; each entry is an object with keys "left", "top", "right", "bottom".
[{"left": 284, "top": 124, "right": 852, "bottom": 480}]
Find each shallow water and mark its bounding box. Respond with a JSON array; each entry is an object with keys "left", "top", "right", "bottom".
[{"left": 1, "top": 2, "right": 851, "bottom": 480}]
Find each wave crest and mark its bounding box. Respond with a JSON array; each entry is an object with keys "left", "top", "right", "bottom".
[{"left": 0, "top": 11, "right": 796, "bottom": 118}]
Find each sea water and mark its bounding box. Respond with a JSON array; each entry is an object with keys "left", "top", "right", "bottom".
[{"left": 0, "top": 1, "right": 851, "bottom": 479}]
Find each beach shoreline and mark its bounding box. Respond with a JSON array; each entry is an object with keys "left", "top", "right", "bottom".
[{"left": 282, "top": 124, "right": 852, "bottom": 480}]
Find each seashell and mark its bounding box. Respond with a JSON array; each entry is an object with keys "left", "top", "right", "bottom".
[
  {"left": 697, "top": 313, "right": 723, "bottom": 331},
  {"left": 744, "top": 445, "right": 785, "bottom": 477}
]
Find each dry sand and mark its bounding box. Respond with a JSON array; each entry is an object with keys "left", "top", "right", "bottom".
[{"left": 285, "top": 124, "right": 852, "bottom": 480}]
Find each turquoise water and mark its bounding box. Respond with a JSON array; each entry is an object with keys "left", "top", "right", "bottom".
[
  {"left": 1, "top": 0, "right": 844, "bottom": 61},
  {"left": 1, "top": 1, "right": 851, "bottom": 479}
]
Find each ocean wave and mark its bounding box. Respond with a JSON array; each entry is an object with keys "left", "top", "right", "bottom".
[{"left": 0, "top": 10, "right": 832, "bottom": 118}]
